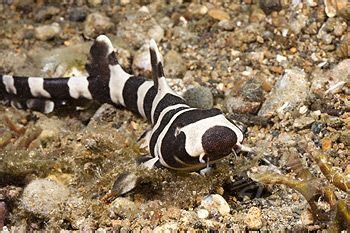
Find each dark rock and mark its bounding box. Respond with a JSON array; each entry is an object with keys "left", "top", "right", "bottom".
[
  {"left": 68, "top": 7, "right": 87, "bottom": 22},
  {"left": 259, "top": 0, "right": 282, "bottom": 15},
  {"left": 311, "top": 122, "right": 325, "bottom": 134},
  {"left": 35, "top": 6, "right": 60, "bottom": 22},
  {"left": 241, "top": 79, "right": 264, "bottom": 102},
  {"left": 183, "top": 86, "right": 213, "bottom": 109},
  {"left": 12, "top": 0, "right": 34, "bottom": 13}
]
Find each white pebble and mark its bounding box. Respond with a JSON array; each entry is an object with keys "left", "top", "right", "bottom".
[{"left": 197, "top": 209, "right": 209, "bottom": 219}]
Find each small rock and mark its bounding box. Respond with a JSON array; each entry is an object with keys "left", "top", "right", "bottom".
[
  {"left": 12, "top": 0, "right": 34, "bottom": 12},
  {"left": 116, "top": 11, "right": 163, "bottom": 48},
  {"left": 132, "top": 44, "right": 154, "bottom": 78},
  {"left": 109, "top": 197, "right": 140, "bottom": 220},
  {"left": 311, "top": 59, "right": 350, "bottom": 95},
  {"left": 338, "top": 2, "right": 350, "bottom": 20},
  {"left": 276, "top": 54, "right": 287, "bottom": 63},
  {"left": 154, "top": 222, "right": 178, "bottom": 232},
  {"left": 186, "top": 3, "right": 208, "bottom": 19},
  {"left": 208, "top": 9, "right": 230, "bottom": 21},
  {"left": 35, "top": 6, "right": 60, "bottom": 22},
  {"left": 259, "top": 0, "right": 282, "bottom": 15},
  {"left": 293, "top": 116, "right": 315, "bottom": 129},
  {"left": 120, "top": 0, "right": 131, "bottom": 5},
  {"left": 35, "top": 23, "right": 61, "bottom": 41},
  {"left": 88, "top": 0, "right": 102, "bottom": 7},
  {"left": 84, "top": 12, "right": 113, "bottom": 38},
  {"left": 321, "top": 138, "right": 332, "bottom": 151},
  {"left": 258, "top": 68, "right": 309, "bottom": 117},
  {"left": 197, "top": 209, "right": 209, "bottom": 219},
  {"left": 0, "top": 202, "right": 6, "bottom": 229},
  {"left": 68, "top": 7, "right": 87, "bottom": 22},
  {"left": 22, "top": 179, "right": 69, "bottom": 216},
  {"left": 311, "top": 122, "right": 325, "bottom": 134},
  {"left": 333, "top": 22, "right": 347, "bottom": 37},
  {"left": 200, "top": 194, "right": 230, "bottom": 216},
  {"left": 250, "top": 7, "right": 266, "bottom": 23},
  {"left": 218, "top": 20, "right": 235, "bottom": 31},
  {"left": 299, "top": 105, "right": 308, "bottom": 114},
  {"left": 336, "top": 33, "right": 350, "bottom": 58},
  {"left": 301, "top": 209, "right": 314, "bottom": 226},
  {"left": 183, "top": 86, "right": 214, "bottom": 109},
  {"left": 147, "top": 25, "right": 164, "bottom": 44},
  {"left": 225, "top": 96, "right": 261, "bottom": 114},
  {"left": 244, "top": 207, "right": 263, "bottom": 230},
  {"left": 164, "top": 50, "right": 186, "bottom": 79},
  {"left": 241, "top": 79, "right": 264, "bottom": 102},
  {"left": 339, "top": 130, "right": 350, "bottom": 146},
  {"left": 290, "top": 14, "right": 308, "bottom": 35}
]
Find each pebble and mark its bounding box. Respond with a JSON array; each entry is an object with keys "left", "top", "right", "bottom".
[
  {"left": 321, "top": 138, "right": 332, "bottom": 151},
  {"left": 244, "top": 207, "right": 263, "bottom": 230},
  {"left": 153, "top": 222, "right": 178, "bottom": 232},
  {"left": 311, "top": 59, "right": 350, "bottom": 95},
  {"left": 339, "top": 130, "right": 350, "bottom": 146},
  {"left": 120, "top": 0, "right": 131, "bottom": 5},
  {"left": 164, "top": 50, "right": 186, "bottom": 79},
  {"left": 259, "top": 0, "right": 282, "bottom": 14},
  {"left": 147, "top": 25, "right": 164, "bottom": 44},
  {"left": 208, "top": 9, "right": 230, "bottom": 21},
  {"left": 218, "top": 20, "right": 235, "bottom": 31},
  {"left": 21, "top": 179, "right": 69, "bottom": 216},
  {"left": 290, "top": 14, "right": 308, "bottom": 35},
  {"left": 88, "top": 0, "right": 102, "bottom": 7},
  {"left": 35, "top": 23, "right": 61, "bottom": 41},
  {"left": 250, "top": 7, "right": 266, "bottom": 23},
  {"left": 132, "top": 44, "right": 153, "bottom": 77},
  {"left": 225, "top": 96, "right": 261, "bottom": 114},
  {"left": 116, "top": 11, "right": 163, "bottom": 48},
  {"left": 311, "top": 122, "right": 325, "bottom": 134},
  {"left": 200, "top": 194, "right": 230, "bottom": 216},
  {"left": 241, "top": 79, "right": 264, "bottom": 102},
  {"left": 84, "top": 12, "right": 113, "bottom": 38},
  {"left": 35, "top": 6, "right": 60, "bottom": 22},
  {"left": 197, "top": 208, "right": 209, "bottom": 219},
  {"left": 338, "top": 2, "right": 350, "bottom": 20},
  {"left": 109, "top": 197, "right": 140, "bottom": 220},
  {"left": 258, "top": 68, "right": 309, "bottom": 117},
  {"left": 293, "top": 116, "right": 315, "bottom": 130},
  {"left": 186, "top": 3, "right": 208, "bottom": 19},
  {"left": 276, "top": 54, "right": 287, "bottom": 63},
  {"left": 68, "top": 7, "right": 87, "bottom": 22},
  {"left": 0, "top": 202, "right": 6, "bottom": 229},
  {"left": 183, "top": 86, "right": 213, "bottom": 109},
  {"left": 301, "top": 209, "right": 314, "bottom": 226}
]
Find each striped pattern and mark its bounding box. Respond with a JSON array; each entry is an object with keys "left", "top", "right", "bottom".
[{"left": 0, "top": 35, "right": 247, "bottom": 171}]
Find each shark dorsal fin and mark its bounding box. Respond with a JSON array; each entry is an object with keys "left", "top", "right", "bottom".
[{"left": 149, "top": 39, "right": 165, "bottom": 90}]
